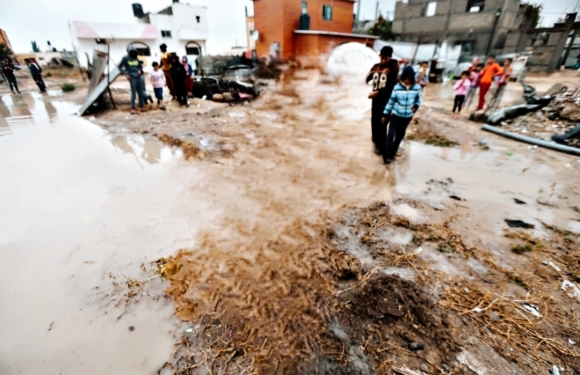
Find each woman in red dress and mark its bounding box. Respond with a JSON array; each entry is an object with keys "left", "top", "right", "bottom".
[{"left": 182, "top": 56, "right": 194, "bottom": 96}]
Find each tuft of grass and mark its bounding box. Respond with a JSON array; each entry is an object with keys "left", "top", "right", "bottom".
[
  {"left": 511, "top": 243, "right": 533, "bottom": 254},
  {"left": 61, "top": 83, "right": 76, "bottom": 92}
]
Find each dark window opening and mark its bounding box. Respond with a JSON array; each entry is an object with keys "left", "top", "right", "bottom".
[
  {"left": 196, "top": 16, "right": 201, "bottom": 23},
  {"left": 128, "top": 42, "right": 151, "bottom": 56},
  {"left": 186, "top": 42, "right": 202, "bottom": 56},
  {"left": 323, "top": 5, "right": 332, "bottom": 20},
  {"left": 161, "top": 30, "right": 172, "bottom": 38},
  {"left": 466, "top": 0, "right": 485, "bottom": 12}
]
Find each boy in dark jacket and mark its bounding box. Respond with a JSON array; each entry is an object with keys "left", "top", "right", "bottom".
[
  {"left": 24, "top": 59, "right": 46, "bottom": 93},
  {"left": 366, "top": 46, "right": 399, "bottom": 155},
  {"left": 118, "top": 46, "right": 146, "bottom": 114},
  {"left": 2, "top": 59, "right": 20, "bottom": 94},
  {"left": 382, "top": 66, "right": 422, "bottom": 164}
]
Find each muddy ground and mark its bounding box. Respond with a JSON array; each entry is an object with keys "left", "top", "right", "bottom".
[{"left": 1, "top": 68, "right": 579, "bottom": 375}]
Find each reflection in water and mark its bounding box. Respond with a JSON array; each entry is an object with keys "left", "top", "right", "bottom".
[{"left": 0, "top": 92, "right": 210, "bottom": 375}]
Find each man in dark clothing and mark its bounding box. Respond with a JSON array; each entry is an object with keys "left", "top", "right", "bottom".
[
  {"left": 170, "top": 54, "right": 188, "bottom": 106},
  {"left": 2, "top": 59, "right": 20, "bottom": 94},
  {"left": 24, "top": 59, "right": 46, "bottom": 93},
  {"left": 118, "top": 46, "right": 146, "bottom": 114},
  {"left": 366, "top": 46, "right": 399, "bottom": 155}
]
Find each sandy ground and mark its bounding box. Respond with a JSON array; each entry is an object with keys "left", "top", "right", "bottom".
[{"left": 0, "top": 68, "right": 579, "bottom": 374}]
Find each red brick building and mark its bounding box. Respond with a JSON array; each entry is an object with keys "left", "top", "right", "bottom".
[{"left": 252, "top": 0, "right": 377, "bottom": 65}]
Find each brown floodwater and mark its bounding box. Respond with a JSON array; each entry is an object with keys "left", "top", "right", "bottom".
[
  {"left": 0, "top": 93, "right": 220, "bottom": 375},
  {"left": 0, "top": 75, "right": 578, "bottom": 374}
]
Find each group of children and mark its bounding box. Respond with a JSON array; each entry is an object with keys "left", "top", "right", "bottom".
[
  {"left": 367, "top": 48, "right": 513, "bottom": 165},
  {"left": 366, "top": 46, "right": 422, "bottom": 165},
  {"left": 118, "top": 44, "right": 196, "bottom": 115},
  {"left": 452, "top": 55, "right": 512, "bottom": 116}
]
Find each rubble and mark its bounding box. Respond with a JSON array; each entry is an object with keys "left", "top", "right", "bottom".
[{"left": 488, "top": 86, "right": 580, "bottom": 149}]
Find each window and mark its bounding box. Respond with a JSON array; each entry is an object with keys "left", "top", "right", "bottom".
[
  {"left": 128, "top": 42, "right": 151, "bottom": 56},
  {"left": 196, "top": 16, "right": 201, "bottom": 23},
  {"left": 322, "top": 5, "right": 332, "bottom": 20},
  {"left": 161, "top": 30, "right": 172, "bottom": 38},
  {"left": 426, "top": 2, "right": 437, "bottom": 16},
  {"left": 466, "top": 0, "right": 485, "bottom": 12},
  {"left": 185, "top": 42, "right": 202, "bottom": 56}
]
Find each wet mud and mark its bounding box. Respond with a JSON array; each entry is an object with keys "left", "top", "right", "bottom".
[{"left": 2, "top": 69, "right": 580, "bottom": 375}]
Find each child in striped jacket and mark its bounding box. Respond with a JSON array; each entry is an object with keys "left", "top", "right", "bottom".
[{"left": 381, "top": 66, "right": 422, "bottom": 164}]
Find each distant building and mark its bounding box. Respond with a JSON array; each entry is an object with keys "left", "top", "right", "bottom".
[
  {"left": 15, "top": 52, "right": 64, "bottom": 66},
  {"left": 252, "top": 0, "right": 377, "bottom": 66},
  {"left": 0, "top": 29, "right": 13, "bottom": 51},
  {"left": 392, "top": 0, "right": 522, "bottom": 57},
  {"left": 69, "top": 0, "right": 251, "bottom": 71}
]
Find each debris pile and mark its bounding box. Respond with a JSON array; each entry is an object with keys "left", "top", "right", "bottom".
[{"left": 496, "top": 86, "right": 580, "bottom": 149}]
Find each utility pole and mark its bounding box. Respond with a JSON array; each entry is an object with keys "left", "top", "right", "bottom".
[
  {"left": 357, "top": 0, "right": 363, "bottom": 21},
  {"left": 486, "top": 8, "right": 502, "bottom": 56}
]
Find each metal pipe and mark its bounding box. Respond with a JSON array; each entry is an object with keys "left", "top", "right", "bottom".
[
  {"left": 482, "top": 124, "right": 580, "bottom": 156},
  {"left": 357, "top": 0, "right": 362, "bottom": 22}
]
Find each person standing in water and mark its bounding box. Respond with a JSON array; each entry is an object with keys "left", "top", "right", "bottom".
[
  {"left": 24, "top": 59, "right": 46, "bottom": 93},
  {"left": 366, "top": 46, "right": 399, "bottom": 155},
  {"left": 2, "top": 58, "right": 20, "bottom": 94}
]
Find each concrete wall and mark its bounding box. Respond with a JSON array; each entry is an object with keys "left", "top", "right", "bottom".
[
  {"left": 71, "top": 37, "right": 206, "bottom": 72},
  {"left": 294, "top": 33, "right": 375, "bottom": 67},
  {"left": 393, "top": 0, "right": 521, "bottom": 56}
]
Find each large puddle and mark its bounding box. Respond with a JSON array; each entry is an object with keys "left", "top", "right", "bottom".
[{"left": 0, "top": 93, "right": 219, "bottom": 375}]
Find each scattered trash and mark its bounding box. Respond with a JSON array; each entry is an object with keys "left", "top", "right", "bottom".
[
  {"left": 128, "top": 326, "right": 135, "bottom": 332},
  {"left": 565, "top": 163, "right": 572, "bottom": 168},
  {"left": 409, "top": 342, "right": 425, "bottom": 351},
  {"left": 505, "top": 219, "right": 535, "bottom": 229},
  {"left": 185, "top": 328, "right": 193, "bottom": 333},
  {"left": 569, "top": 339, "right": 576, "bottom": 345},
  {"left": 552, "top": 365, "right": 560, "bottom": 375},
  {"left": 514, "top": 198, "right": 527, "bottom": 204},
  {"left": 552, "top": 125, "right": 580, "bottom": 145},
  {"left": 528, "top": 145, "right": 538, "bottom": 150},
  {"left": 393, "top": 367, "right": 426, "bottom": 375},
  {"left": 521, "top": 303, "right": 542, "bottom": 317},
  {"left": 507, "top": 151, "right": 514, "bottom": 156},
  {"left": 548, "top": 262, "right": 562, "bottom": 272},
  {"left": 449, "top": 195, "right": 462, "bottom": 201},
  {"left": 562, "top": 280, "right": 580, "bottom": 301},
  {"left": 480, "top": 139, "right": 487, "bottom": 146}
]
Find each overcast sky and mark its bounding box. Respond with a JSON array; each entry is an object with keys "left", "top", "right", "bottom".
[{"left": 1, "top": 0, "right": 576, "bottom": 53}]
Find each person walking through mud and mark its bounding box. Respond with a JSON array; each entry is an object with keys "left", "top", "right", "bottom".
[
  {"left": 477, "top": 55, "right": 502, "bottom": 111},
  {"left": 2, "top": 58, "right": 20, "bottom": 94},
  {"left": 452, "top": 71, "right": 471, "bottom": 116},
  {"left": 381, "top": 66, "right": 422, "bottom": 165},
  {"left": 170, "top": 54, "right": 188, "bottom": 107},
  {"left": 366, "top": 46, "right": 399, "bottom": 155},
  {"left": 160, "top": 44, "right": 175, "bottom": 100},
  {"left": 118, "top": 46, "right": 146, "bottom": 115},
  {"left": 489, "top": 57, "right": 513, "bottom": 110},
  {"left": 24, "top": 59, "right": 46, "bottom": 93}
]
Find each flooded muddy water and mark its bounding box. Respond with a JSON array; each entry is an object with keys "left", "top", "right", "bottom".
[
  {"left": 0, "top": 72, "right": 579, "bottom": 375},
  {"left": 0, "top": 93, "right": 219, "bottom": 375}
]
